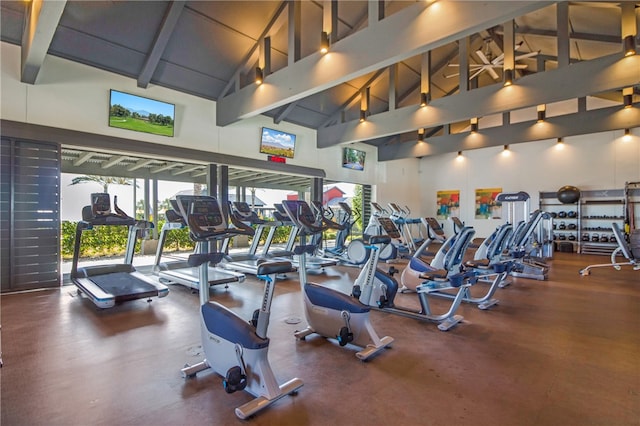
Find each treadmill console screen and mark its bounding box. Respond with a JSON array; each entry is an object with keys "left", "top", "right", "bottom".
[
  {"left": 282, "top": 200, "right": 315, "bottom": 224},
  {"left": 91, "top": 193, "right": 111, "bottom": 216},
  {"left": 234, "top": 201, "right": 251, "bottom": 213},
  {"left": 189, "top": 199, "right": 225, "bottom": 232},
  {"left": 233, "top": 201, "right": 259, "bottom": 222}
]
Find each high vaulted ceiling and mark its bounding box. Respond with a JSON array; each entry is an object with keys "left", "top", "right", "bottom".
[{"left": 1, "top": 1, "right": 639, "bottom": 162}]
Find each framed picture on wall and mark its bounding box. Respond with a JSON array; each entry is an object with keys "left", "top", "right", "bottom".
[
  {"left": 475, "top": 188, "right": 502, "bottom": 219},
  {"left": 436, "top": 190, "right": 460, "bottom": 219}
]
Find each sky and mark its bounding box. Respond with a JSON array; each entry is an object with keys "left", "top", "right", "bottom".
[
  {"left": 110, "top": 90, "right": 175, "bottom": 117},
  {"left": 60, "top": 173, "right": 354, "bottom": 221}
]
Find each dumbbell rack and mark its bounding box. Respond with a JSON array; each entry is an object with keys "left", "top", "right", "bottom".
[
  {"left": 539, "top": 191, "right": 579, "bottom": 253},
  {"left": 540, "top": 189, "right": 627, "bottom": 255},
  {"left": 579, "top": 190, "right": 625, "bottom": 255}
]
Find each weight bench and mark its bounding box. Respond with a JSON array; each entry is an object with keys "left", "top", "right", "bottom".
[{"left": 579, "top": 223, "right": 640, "bottom": 275}]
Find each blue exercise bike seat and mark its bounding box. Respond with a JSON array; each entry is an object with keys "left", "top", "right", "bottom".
[{"left": 305, "top": 282, "right": 370, "bottom": 314}]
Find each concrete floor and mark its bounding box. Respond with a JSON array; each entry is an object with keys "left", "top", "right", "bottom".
[{"left": 1, "top": 252, "right": 639, "bottom": 426}]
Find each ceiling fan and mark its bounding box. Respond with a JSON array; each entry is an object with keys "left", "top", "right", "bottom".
[{"left": 445, "top": 39, "right": 540, "bottom": 81}]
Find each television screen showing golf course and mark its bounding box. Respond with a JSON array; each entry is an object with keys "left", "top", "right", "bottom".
[
  {"left": 109, "top": 90, "right": 175, "bottom": 137},
  {"left": 259, "top": 127, "right": 296, "bottom": 158}
]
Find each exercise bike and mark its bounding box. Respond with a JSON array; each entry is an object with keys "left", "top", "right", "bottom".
[
  {"left": 281, "top": 200, "right": 393, "bottom": 361},
  {"left": 179, "top": 195, "right": 303, "bottom": 419}
]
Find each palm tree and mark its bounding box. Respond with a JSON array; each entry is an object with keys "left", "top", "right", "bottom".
[{"left": 69, "top": 175, "right": 134, "bottom": 193}]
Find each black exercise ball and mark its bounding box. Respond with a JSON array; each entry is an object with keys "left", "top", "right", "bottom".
[{"left": 557, "top": 185, "right": 580, "bottom": 204}]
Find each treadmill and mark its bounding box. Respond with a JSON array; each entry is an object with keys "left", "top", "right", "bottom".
[
  {"left": 277, "top": 202, "right": 339, "bottom": 269},
  {"left": 71, "top": 193, "right": 169, "bottom": 309},
  {"left": 262, "top": 203, "right": 299, "bottom": 258},
  {"left": 221, "top": 201, "right": 296, "bottom": 275},
  {"left": 153, "top": 198, "right": 245, "bottom": 290}
]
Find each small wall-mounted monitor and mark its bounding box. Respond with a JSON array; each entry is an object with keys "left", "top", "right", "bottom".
[
  {"left": 342, "top": 147, "right": 366, "bottom": 171},
  {"left": 259, "top": 127, "right": 296, "bottom": 159},
  {"left": 109, "top": 89, "right": 175, "bottom": 137}
]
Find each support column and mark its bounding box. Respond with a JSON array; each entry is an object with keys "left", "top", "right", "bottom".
[
  {"left": 312, "top": 178, "right": 323, "bottom": 203},
  {"left": 556, "top": 2, "right": 570, "bottom": 68},
  {"left": 503, "top": 20, "right": 515, "bottom": 79},
  {"left": 458, "top": 37, "right": 469, "bottom": 92},
  {"left": 420, "top": 51, "right": 431, "bottom": 106},
  {"left": 288, "top": 1, "right": 301, "bottom": 66},
  {"left": 388, "top": 64, "right": 397, "bottom": 111},
  {"left": 152, "top": 179, "right": 158, "bottom": 239}
]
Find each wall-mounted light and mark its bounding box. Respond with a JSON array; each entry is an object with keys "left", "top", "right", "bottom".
[
  {"left": 503, "top": 68, "right": 513, "bottom": 87},
  {"left": 418, "top": 128, "right": 425, "bottom": 141},
  {"left": 623, "top": 87, "right": 633, "bottom": 108},
  {"left": 457, "top": 150, "right": 462, "bottom": 157},
  {"left": 320, "top": 31, "right": 330, "bottom": 54},
  {"left": 359, "top": 109, "right": 366, "bottom": 122},
  {"left": 420, "top": 92, "right": 430, "bottom": 107},
  {"left": 625, "top": 128, "right": 631, "bottom": 136},
  {"left": 504, "top": 144, "right": 509, "bottom": 151},
  {"left": 624, "top": 35, "right": 636, "bottom": 57},
  {"left": 624, "top": 94, "right": 633, "bottom": 108},
  {"left": 470, "top": 117, "right": 478, "bottom": 133},
  {"left": 557, "top": 137, "right": 563, "bottom": 144},
  {"left": 255, "top": 67, "right": 264, "bottom": 85},
  {"left": 537, "top": 104, "right": 546, "bottom": 122}
]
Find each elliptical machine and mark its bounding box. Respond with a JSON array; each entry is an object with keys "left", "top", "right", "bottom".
[
  {"left": 179, "top": 195, "right": 303, "bottom": 419},
  {"left": 312, "top": 201, "right": 370, "bottom": 266},
  {"left": 281, "top": 200, "right": 393, "bottom": 361}
]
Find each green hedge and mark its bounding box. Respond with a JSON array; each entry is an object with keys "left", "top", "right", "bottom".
[
  {"left": 60, "top": 220, "right": 293, "bottom": 260},
  {"left": 61, "top": 220, "right": 195, "bottom": 260}
]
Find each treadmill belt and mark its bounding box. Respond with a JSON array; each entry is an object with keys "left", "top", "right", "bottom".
[{"left": 90, "top": 272, "right": 158, "bottom": 301}]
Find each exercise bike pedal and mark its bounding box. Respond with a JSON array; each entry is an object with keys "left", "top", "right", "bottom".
[
  {"left": 351, "top": 285, "right": 361, "bottom": 299},
  {"left": 377, "top": 295, "right": 389, "bottom": 308},
  {"left": 250, "top": 309, "right": 260, "bottom": 328},
  {"left": 223, "top": 366, "right": 247, "bottom": 394},
  {"left": 337, "top": 326, "right": 354, "bottom": 347}
]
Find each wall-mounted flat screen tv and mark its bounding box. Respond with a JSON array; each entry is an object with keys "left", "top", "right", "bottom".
[
  {"left": 109, "top": 89, "right": 175, "bottom": 137},
  {"left": 342, "top": 147, "right": 366, "bottom": 171},
  {"left": 259, "top": 127, "right": 296, "bottom": 159}
]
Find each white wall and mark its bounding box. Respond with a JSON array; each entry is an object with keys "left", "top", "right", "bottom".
[
  {"left": 0, "top": 41, "right": 377, "bottom": 185},
  {"left": 409, "top": 131, "right": 640, "bottom": 237},
  {"left": 375, "top": 158, "right": 422, "bottom": 215}
]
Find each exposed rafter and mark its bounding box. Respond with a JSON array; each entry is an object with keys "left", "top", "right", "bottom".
[
  {"left": 137, "top": 1, "right": 185, "bottom": 89},
  {"left": 317, "top": 52, "right": 640, "bottom": 148},
  {"left": 151, "top": 163, "right": 178, "bottom": 174},
  {"left": 172, "top": 164, "right": 203, "bottom": 176},
  {"left": 514, "top": 26, "right": 625, "bottom": 45},
  {"left": 21, "top": 0, "right": 67, "bottom": 84},
  {"left": 73, "top": 151, "right": 94, "bottom": 166},
  {"left": 128, "top": 159, "right": 155, "bottom": 171},
  {"left": 216, "top": 1, "right": 551, "bottom": 126},
  {"left": 101, "top": 155, "right": 129, "bottom": 169},
  {"left": 378, "top": 104, "right": 640, "bottom": 161}
]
